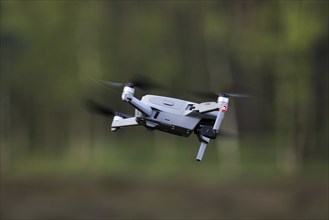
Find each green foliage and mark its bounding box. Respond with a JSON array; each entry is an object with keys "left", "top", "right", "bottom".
[{"left": 1, "top": 1, "right": 328, "bottom": 175}]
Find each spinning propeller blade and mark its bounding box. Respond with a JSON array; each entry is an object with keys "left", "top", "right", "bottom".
[
  {"left": 130, "top": 75, "right": 165, "bottom": 90},
  {"left": 96, "top": 75, "right": 165, "bottom": 91},
  {"left": 85, "top": 99, "right": 115, "bottom": 117},
  {"left": 191, "top": 81, "right": 253, "bottom": 100},
  {"left": 97, "top": 80, "right": 125, "bottom": 88},
  {"left": 192, "top": 91, "right": 251, "bottom": 100},
  {"left": 191, "top": 91, "right": 219, "bottom": 100},
  {"left": 221, "top": 93, "right": 252, "bottom": 98}
]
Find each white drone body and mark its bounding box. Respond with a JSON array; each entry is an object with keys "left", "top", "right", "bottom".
[{"left": 111, "top": 85, "right": 229, "bottom": 161}]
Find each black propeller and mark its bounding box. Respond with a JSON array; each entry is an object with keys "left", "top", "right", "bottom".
[
  {"left": 190, "top": 81, "right": 253, "bottom": 100},
  {"left": 191, "top": 91, "right": 251, "bottom": 100},
  {"left": 85, "top": 99, "right": 115, "bottom": 117},
  {"left": 96, "top": 75, "right": 165, "bottom": 91}
]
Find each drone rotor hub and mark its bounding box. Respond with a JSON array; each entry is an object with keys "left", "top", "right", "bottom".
[{"left": 126, "top": 82, "right": 135, "bottom": 88}]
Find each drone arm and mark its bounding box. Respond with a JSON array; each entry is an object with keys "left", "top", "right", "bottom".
[
  {"left": 213, "top": 110, "right": 225, "bottom": 131},
  {"left": 196, "top": 96, "right": 229, "bottom": 161},
  {"left": 128, "top": 97, "right": 152, "bottom": 116},
  {"left": 212, "top": 96, "right": 229, "bottom": 131},
  {"left": 121, "top": 86, "right": 152, "bottom": 116}
]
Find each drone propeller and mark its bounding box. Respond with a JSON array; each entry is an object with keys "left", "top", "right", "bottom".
[
  {"left": 96, "top": 75, "right": 165, "bottom": 91},
  {"left": 84, "top": 99, "right": 116, "bottom": 117},
  {"left": 192, "top": 91, "right": 251, "bottom": 100},
  {"left": 190, "top": 81, "right": 253, "bottom": 100},
  {"left": 221, "top": 93, "right": 252, "bottom": 98},
  {"left": 97, "top": 80, "right": 125, "bottom": 88}
]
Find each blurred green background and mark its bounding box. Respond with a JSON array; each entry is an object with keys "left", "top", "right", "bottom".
[{"left": 1, "top": 1, "right": 328, "bottom": 219}]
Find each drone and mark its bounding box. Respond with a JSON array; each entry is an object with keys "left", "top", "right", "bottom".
[{"left": 86, "top": 77, "right": 249, "bottom": 161}]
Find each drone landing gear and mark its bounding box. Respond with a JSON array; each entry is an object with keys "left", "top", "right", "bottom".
[
  {"left": 196, "top": 141, "right": 209, "bottom": 161},
  {"left": 196, "top": 131, "right": 210, "bottom": 161}
]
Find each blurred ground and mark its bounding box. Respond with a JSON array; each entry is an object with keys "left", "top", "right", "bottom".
[
  {"left": 1, "top": 136, "right": 328, "bottom": 220},
  {"left": 1, "top": 173, "right": 328, "bottom": 219}
]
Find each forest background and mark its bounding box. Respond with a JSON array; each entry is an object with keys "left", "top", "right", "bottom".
[{"left": 1, "top": 1, "right": 328, "bottom": 219}]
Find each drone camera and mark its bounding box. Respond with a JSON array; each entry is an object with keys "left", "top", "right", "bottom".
[{"left": 200, "top": 126, "right": 217, "bottom": 139}]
